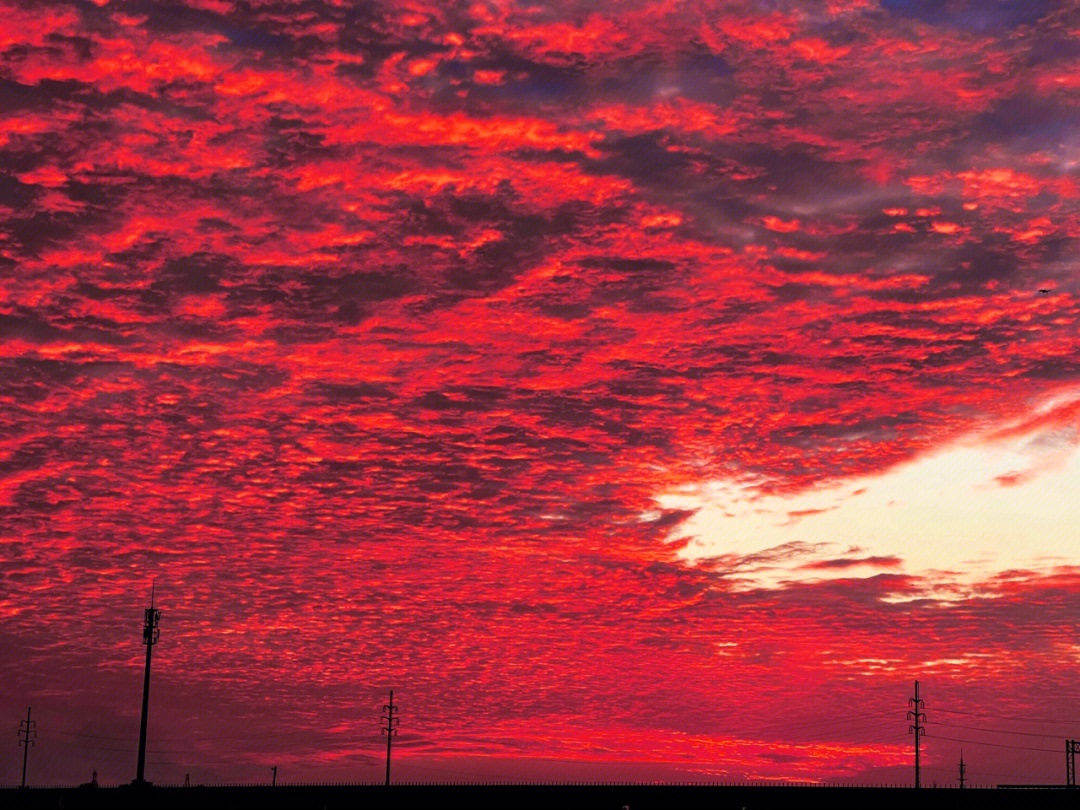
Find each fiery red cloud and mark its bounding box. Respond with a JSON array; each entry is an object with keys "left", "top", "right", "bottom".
[{"left": 3, "top": 0, "right": 1080, "bottom": 789}]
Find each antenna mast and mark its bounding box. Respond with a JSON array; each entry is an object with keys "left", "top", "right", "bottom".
[
  {"left": 134, "top": 580, "right": 161, "bottom": 786},
  {"left": 18, "top": 706, "right": 35, "bottom": 788}
]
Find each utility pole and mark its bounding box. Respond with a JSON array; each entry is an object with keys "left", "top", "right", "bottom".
[
  {"left": 271, "top": 765, "right": 277, "bottom": 786},
  {"left": 958, "top": 750, "right": 965, "bottom": 789},
  {"left": 18, "top": 706, "right": 36, "bottom": 788},
  {"left": 381, "top": 690, "right": 399, "bottom": 786},
  {"left": 1068, "top": 739, "right": 1078, "bottom": 787},
  {"left": 134, "top": 581, "right": 161, "bottom": 787},
  {"left": 907, "top": 680, "right": 926, "bottom": 789}
]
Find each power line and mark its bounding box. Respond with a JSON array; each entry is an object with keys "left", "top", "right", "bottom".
[
  {"left": 921, "top": 764, "right": 1044, "bottom": 782},
  {"left": 763, "top": 710, "right": 903, "bottom": 730},
  {"left": 784, "top": 720, "right": 906, "bottom": 740},
  {"left": 850, "top": 733, "right": 915, "bottom": 745},
  {"left": 187, "top": 729, "right": 339, "bottom": 741},
  {"left": 45, "top": 747, "right": 141, "bottom": 760},
  {"left": 40, "top": 709, "right": 905, "bottom": 747},
  {"left": 934, "top": 707, "right": 1080, "bottom": 725},
  {"left": 48, "top": 732, "right": 139, "bottom": 742},
  {"left": 47, "top": 728, "right": 323, "bottom": 742},
  {"left": 44, "top": 733, "right": 370, "bottom": 755},
  {"left": 842, "top": 730, "right": 915, "bottom": 745},
  {"left": 402, "top": 761, "right": 504, "bottom": 779},
  {"left": 731, "top": 710, "right": 901, "bottom": 737},
  {"left": 39, "top": 747, "right": 308, "bottom": 769},
  {"left": 45, "top": 740, "right": 231, "bottom": 755},
  {"left": 927, "top": 719, "right": 1068, "bottom": 739},
  {"left": 30, "top": 705, "right": 345, "bottom": 737},
  {"left": 926, "top": 732, "right": 1061, "bottom": 754},
  {"left": 40, "top": 723, "right": 915, "bottom": 761}
]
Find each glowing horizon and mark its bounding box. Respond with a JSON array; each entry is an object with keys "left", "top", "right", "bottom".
[{"left": 661, "top": 385, "right": 1080, "bottom": 594}]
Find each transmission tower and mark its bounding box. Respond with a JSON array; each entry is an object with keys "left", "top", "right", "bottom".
[
  {"left": 381, "top": 690, "right": 399, "bottom": 786},
  {"left": 134, "top": 581, "right": 161, "bottom": 787},
  {"left": 958, "top": 749, "right": 965, "bottom": 789},
  {"left": 1068, "top": 739, "right": 1078, "bottom": 787},
  {"left": 907, "top": 680, "right": 926, "bottom": 789},
  {"left": 18, "top": 706, "right": 35, "bottom": 788}
]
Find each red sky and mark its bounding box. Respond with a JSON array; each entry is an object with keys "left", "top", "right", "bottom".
[{"left": 3, "top": 0, "right": 1080, "bottom": 788}]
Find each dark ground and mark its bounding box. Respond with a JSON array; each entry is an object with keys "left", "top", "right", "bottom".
[{"left": 0, "top": 784, "right": 1075, "bottom": 810}]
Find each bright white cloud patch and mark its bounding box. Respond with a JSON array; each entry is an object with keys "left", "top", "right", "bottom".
[{"left": 657, "top": 390, "right": 1080, "bottom": 594}]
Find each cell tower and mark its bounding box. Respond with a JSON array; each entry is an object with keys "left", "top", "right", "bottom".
[
  {"left": 958, "top": 750, "right": 965, "bottom": 789},
  {"left": 907, "top": 680, "right": 926, "bottom": 789},
  {"left": 18, "top": 706, "right": 35, "bottom": 788},
  {"left": 134, "top": 581, "right": 161, "bottom": 787},
  {"left": 381, "top": 690, "right": 399, "bottom": 786}
]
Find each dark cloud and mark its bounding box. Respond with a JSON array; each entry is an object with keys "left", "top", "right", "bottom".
[
  {"left": 804, "top": 555, "right": 903, "bottom": 570},
  {"left": 880, "top": 0, "right": 1055, "bottom": 31}
]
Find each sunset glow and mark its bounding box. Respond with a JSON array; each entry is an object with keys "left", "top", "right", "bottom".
[{"left": 3, "top": 0, "right": 1080, "bottom": 789}]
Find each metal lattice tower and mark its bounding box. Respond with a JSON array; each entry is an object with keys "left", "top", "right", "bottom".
[
  {"left": 134, "top": 582, "right": 161, "bottom": 786},
  {"left": 18, "top": 706, "right": 36, "bottom": 789},
  {"left": 381, "top": 690, "right": 399, "bottom": 786},
  {"left": 1068, "top": 739, "right": 1078, "bottom": 787},
  {"left": 907, "top": 680, "right": 926, "bottom": 789},
  {"left": 958, "top": 750, "right": 966, "bottom": 789}
]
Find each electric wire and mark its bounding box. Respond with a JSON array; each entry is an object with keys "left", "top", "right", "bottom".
[
  {"left": 934, "top": 707, "right": 1080, "bottom": 725},
  {"left": 924, "top": 732, "right": 1061, "bottom": 754},
  {"left": 925, "top": 719, "right": 1069, "bottom": 739}
]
